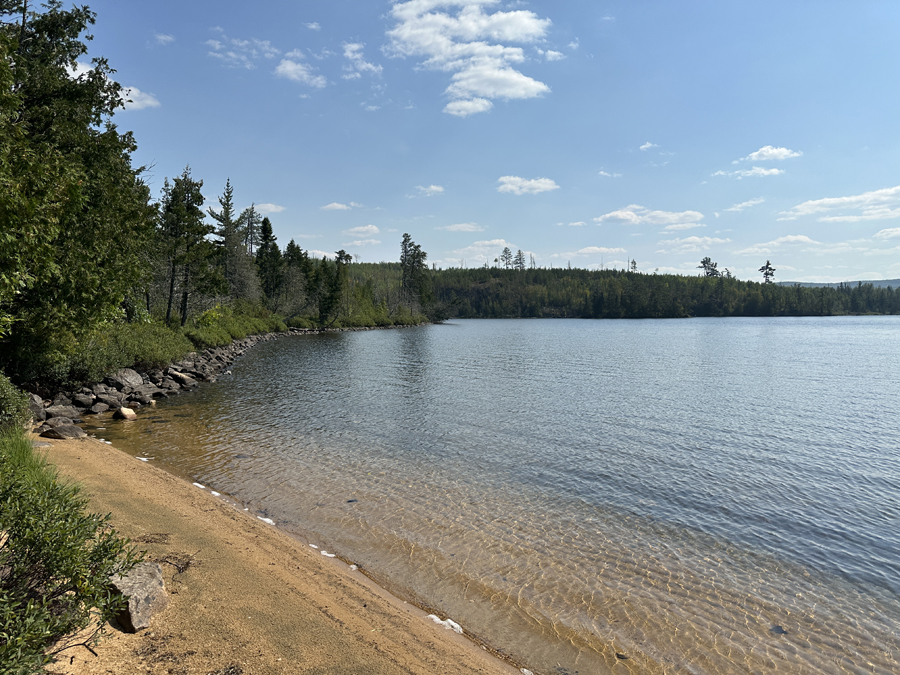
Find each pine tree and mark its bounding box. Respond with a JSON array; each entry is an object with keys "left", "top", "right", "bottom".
[
  {"left": 759, "top": 260, "right": 776, "bottom": 284},
  {"left": 255, "top": 217, "right": 283, "bottom": 304}
]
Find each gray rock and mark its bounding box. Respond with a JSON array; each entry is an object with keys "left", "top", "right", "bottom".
[
  {"left": 96, "top": 393, "right": 123, "bottom": 408},
  {"left": 106, "top": 368, "right": 144, "bottom": 392},
  {"left": 28, "top": 394, "right": 46, "bottom": 422},
  {"left": 40, "top": 424, "right": 87, "bottom": 439},
  {"left": 110, "top": 562, "right": 168, "bottom": 633},
  {"left": 168, "top": 370, "right": 198, "bottom": 387},
  {"left": 91, "top": 382, "right": 109, "bottom": 396},
  {"left": 41, "top": 416, "right": 75, "bottom": 428},
  {"left": 52, "top": 394, "right": 72, "bottom": 407},
  {"left": 128, "top": 393, "right": 153, "bottom": 405},
  {"left": 113, "top": 407, "right": 137, "bottom": 421},
  {"left": 44, "top": 405, "right": 80, "bottom": 419},
  {"left": 89, "top": 402, "right": 110, "bottom": 414},
  {"left": 72, "top": 393, "right": 95, "bottom": 408}
]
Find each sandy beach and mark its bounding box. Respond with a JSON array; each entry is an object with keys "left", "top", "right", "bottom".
[{"left": 38, "top": 435, "right": 521, "bottom": 675}]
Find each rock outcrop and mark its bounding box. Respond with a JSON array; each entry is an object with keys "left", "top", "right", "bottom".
[{"left": 110, "top": 562, "right": 168, "bottom": 632}]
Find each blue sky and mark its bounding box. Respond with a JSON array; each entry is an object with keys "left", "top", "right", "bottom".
[{"left": 83, "top": 0, "right": 900, "bottom": 281}]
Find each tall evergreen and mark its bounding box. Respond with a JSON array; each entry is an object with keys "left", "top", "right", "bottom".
[
  {"left": 209, "top": 180, "right": 261, "bottom": 301},
  {"left": 255, "top": 217, "right": 283, "bottom": 304}
]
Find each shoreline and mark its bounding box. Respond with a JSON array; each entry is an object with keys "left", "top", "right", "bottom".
[{"left": 39, "top": 434, "right": 523, "bottom": 675}]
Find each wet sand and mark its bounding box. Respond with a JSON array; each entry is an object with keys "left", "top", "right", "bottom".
[{"left": 39, "top": 436, "right": 520, "bottom": 675}]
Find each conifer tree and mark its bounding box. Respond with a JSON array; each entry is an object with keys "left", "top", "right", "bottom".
[{"left": 255, "top": 217, "right": 283, "bottom": 304}]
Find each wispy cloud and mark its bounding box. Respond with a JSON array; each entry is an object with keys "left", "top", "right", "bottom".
[
  {"left": 154, "top": 33, "right": 174, "bottom": 45},
  {"left": 662, "top": 223, "right": 706, "bottom": 231},
  {"left": 497, "top": 175, "right": 559, "bottom": 195},
  {"left": 305, "top": 22, "right": 321, "bottom": 31},
  {"left": 551, "top": 246, "right": 625, "bottom": 258},
  {"left": 275, "top": 57, "right": 327, "bottom": 88},
  {"left": 439, "top": 222, "right": 484, "bottom": 232},
  {"left": 778, "top": 185, "right": 900, "bottom": 222},
  {"left": 256, "top": 203, "right": 285, "bottom": 214},
  {"left": 595, "top": 204, "right": 704, "bottom": 227},
  {"left": 321, "top": 202, "right": 362, "bottom": 211},
  {"left": 640, "top": 141, "right": 658, "bottom": 151},
  {"left": 598, "top": 170, "right": 622, "bottom": 178},
  {"left": 452, "top": 238, "right": 517, "bottom": 264},
  {"left": 207, "top": 32, "right": 281, "bottom": 69},
  {"left": 343, "top": 239, "right": 381, "bottom": 247},
  {"left": 737, "top": 145, "right": 802, "bottom": 162},
  {"left": 342, "top": 42, "right": 383, "bottom": 80},
  {"left": 724, "top": 197, "right": 765, "bottom": 212},
  {"left": 416, "top": 184, "right": 445, "bottom": 196},
  {"left": 874, "top": 227, "right": 900, "bottom": 240},
  {"left": 657, "top": 236, "right": 731, "bottom": 254},
  {"left": 344, "top": 225, "right": 380, "bottom": 236},
  {"left": 121, "top": 86, "right": 160, "bottom": 110},
  {"left": 386, "top": 0, "right": 552, "bottom": 117},
  {"left": 713, "top": 166, "right": 784, "bottom": 179},
  {"left": 734, "top": 234, "right": 819, "bottom": 256}
]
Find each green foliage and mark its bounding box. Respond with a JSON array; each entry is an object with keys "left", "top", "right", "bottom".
[
  {"left": 0, "top": 429, "right": 139, "bottom": 673},
  {"left": 182, "top": 302, "right": 286, "bottom": 350},
  {"left": 0, "top": 372, "right": 30, "bottom": 431}
]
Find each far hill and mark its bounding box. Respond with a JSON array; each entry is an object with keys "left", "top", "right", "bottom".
[{"left": 778, "top": 279, "right": 900, "bottom": 289}]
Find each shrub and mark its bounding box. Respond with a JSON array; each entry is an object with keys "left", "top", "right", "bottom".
[
  {"left": 0, "top": 372, "right": 30, "bottom": 431},
  {"left": 0, "top": 430, "right": 139, "bottom": 673}
]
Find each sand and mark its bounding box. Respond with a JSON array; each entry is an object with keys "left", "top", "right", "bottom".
[{"left": 38, "top": 436, "right": 521, "bottom": 675}]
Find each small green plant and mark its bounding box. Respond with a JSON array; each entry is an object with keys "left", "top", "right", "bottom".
[
  {"left": 0, "top": 430, "right": 140, "bottom": 673},
  {"left": 0, "top": 372, "right": 30, "bottom": 431}
]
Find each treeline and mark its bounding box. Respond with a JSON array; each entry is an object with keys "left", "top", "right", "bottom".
[
  {"left": 430, "top": 267, "right": 900, "bottom": 319},
  {"left": 0, "top": 3, "right": 433, "bottom": 391}
]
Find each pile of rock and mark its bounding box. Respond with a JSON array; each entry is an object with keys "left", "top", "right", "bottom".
[{"left": 30, "top": 332, "right": 284, "bottom": 438}]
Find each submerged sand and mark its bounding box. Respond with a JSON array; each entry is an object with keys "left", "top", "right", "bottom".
[{"left": 39, "top": 436, "right": 520, "bottom": 675}]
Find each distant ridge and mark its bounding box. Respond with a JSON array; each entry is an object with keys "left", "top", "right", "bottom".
[{"left": 778, "top": 279, "right": 900, "bottom": 289}]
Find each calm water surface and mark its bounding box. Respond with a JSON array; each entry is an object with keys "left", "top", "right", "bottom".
[{"left": 97, "top": 317, "right": 900, "bottom": 674}]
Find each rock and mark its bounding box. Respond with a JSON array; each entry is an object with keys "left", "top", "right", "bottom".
[
  {"left": 105, "top": 368, "right": 144, "bottom": 392},
  {"left": 168, "top": 370, "right": 198, "bottom": 387},
  {"left": 128, "top": 393, "right": 153, "bottom": 405},
  {"left": 91, "top": 382, "right": 109, "bottom": 396},
  {"left": 96, "top": 393, "right": 123, "bottom": 408},
  {"left": 40, "top": 424, "right": 87, "bottom": 439},
  {"left": 44, "top": 405, "right": 80, "bottom": 419},
  {"left": 110, "top": 562, "right": 168, "bottom": 633},
  {"left": 113, "top": 407, "right": 138, "bottom": 421},
  {"left": 72, "top": 393, "right": 95, "bottom": 408},
  {"left": 28, "top": 394, "right": 46, "bottom": 422},
  {"left": 41, "top": 416, "right": 75, "bottom": 428},
  {"left": 52, "top": 394, "right": 73, "bottom": 407},
  {"left": 88, "top": 402, "right": 110, "bottom": 414}
]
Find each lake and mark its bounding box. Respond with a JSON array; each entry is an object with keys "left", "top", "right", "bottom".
[{"left": 96, "top": 317, "right": 900, "bottom": 674}]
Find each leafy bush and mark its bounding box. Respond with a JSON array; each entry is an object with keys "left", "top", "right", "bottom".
[
  {"left": 183, "top": 302, "right": 285, "bottom": 349},
  {"left": 0, "top": 372, "right": 30, "bottom": 431},
  {"left": 0, "top": 430, "right": 139, "bottom": 673}
]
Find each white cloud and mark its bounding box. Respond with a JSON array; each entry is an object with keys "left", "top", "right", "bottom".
[
  {"left": 342, "top": 42, "right": 383, "bottom": 80},
  {"left": 640, "top": 141, "right": 658, "bottom": 151},
  {"left": 307, "top": 249, "right": 332, "bottom": 259},
  {"left": 121, "top": 86, "right": 160, "bottom": 110},
  {"left": 306, "top": 22, "right": 321, "bottom": 31},
  {"left": 568, "top": 38, "right": 580, "bottom": 50},
  {"left": 594, "top": 204, "right": 704, "bottom": 227},
  {"left": 740, "top": 145, "right": 802, "bottom": 162},
  {"left": 452, "top": 238, "right": 516, "bottom": 263},
  {"left": 734, "top": 234, "right": 819, "bottom": 256},
  {"left": 321, "top": 202, "right": 353, "bottom": 211},
  {"left": 416, "top": 184, "right": 445, "bottom": 196},
  {"left": 344, "top": 225, "right": 380, "bottom": 236},
  {"left": 275, "top": 59, "right": 327, "bottom": 88},
  {"left": 598, "top": 170, "right": 622, "bottom": 178},
  {"left": 713, "top": 166, "right": 784, "bottom": 179},
  {"left": 155, "top": 33, "right": 174, "bottom": 45},
  {"left": 552, "top": 246, "right": 626, "bottom": 258},
  {"left": 538, "top": 49, "right": 565, "bottom": 61},
  {"left": 256, "top": 203, "right": 285, "bottom": 214},
  {"left": 874, "top": 227, "right": 900, "bottom": 240},
  {"left": 724, "top": 197, "right": 765, "bottom": 212},
  {"left": 440, "top": 222, "right": 484, "bottom": 232},
  {"left": 657, "top": 236, "right": 730, "bottom": 254},
  {"left": 778, "top": 185, "right": 900, "bottom": 222},
  {"left": 386, "top": 0, "right": 552, "bottom": 116},
  {"left": 444, "top": 97, "right": 493, "bottom": 116},
  {"left": 496, "top": 175, "right": 559, "bottom": 195},
  {"left": 567, "top": 221, "right": 586, "bottom": 227},
  {"left": 207, "top": 33, "right": 281, "bottom": 69},
  {"left": 344, "top": 239, "right": 381, "bottom": 247},
  {"left": 662, "top": 223, "right": 706, "bottom": 231}
]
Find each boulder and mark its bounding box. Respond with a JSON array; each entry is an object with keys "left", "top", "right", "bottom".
[
  {"left": 90, "top": 382, "right": 109, "bottom": 396},
  {"left": 105, "top": 368, "right": 144, "bottom": 392},
  {"left": 168, "top": 370, "right": 198, "bottom": 387},
  {"left": 40, "top": 424, "right": 87, "bottom": 439},
  {"left": 52, "top": 394, "right": 73, "bottom": 407},
  {"left": 110, "top": 562, "right": 168, "bottom": 633},
  {"left": 72, "top": 393, "right": 95, "bottom": 408},
  {"left": 28, "top": 394, "right": 46, "bottom": 422},
  {"left": 113, "top": 407, "right": 138, "bottom": 421},
  {"left": 96, "top": 393, "right": 124, "bottom": 408},
  {"left": 44, "top": 405, "right": 80, "bottom": 419},
  {"left": 41, "top": 416, "right": 75, "bottom": 429},
  {"left": 89, "top": 402, "right": 110, "bottom": 414}
]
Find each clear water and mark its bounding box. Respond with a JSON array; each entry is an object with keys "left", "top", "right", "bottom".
[{"left": 95, "top": 317, "right": 900, "bottom": 674}]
